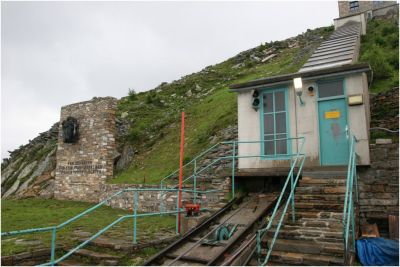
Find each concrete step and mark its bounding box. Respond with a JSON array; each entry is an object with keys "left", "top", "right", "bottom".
[
  {"left": 75, "top": 249, "right": 120, "bottom": 260},
  {"left": 266, "top": 250, "right": 344, "bottom": 265},
  {"left": 294, "top": 211, "right": 343, "bottom": 220},
  {"left": 267, "top": 227, "right": 343, "bottom": 242},
  {"left": 288, "top": 218, "right": 343, "bottom": 229},
  {"left": 299, "top": 177, "right": 347, "bottom": 186},
  {"left": 66, "top": 248, "right": 121, "bottom": 265},
  {"left": 302, "top": 169, "right": 347, "bottom": 179},
  {"left": 78, "top": 237, "right": 132, "bottom": 251},
  {"left": 295, "top": 194, "right": 346, "bottom": 202},
  {"left": 295, "top": 202, "right": 344, "bottom": 212},
  {"left": 269, "top": 211, "right": 343, "bottom": 228},
  {"left": 263, "top": 239, "right": 344, "bottom": 257},
  {"left": 296, "top": 186, "right": 346, "bottom": 195}
]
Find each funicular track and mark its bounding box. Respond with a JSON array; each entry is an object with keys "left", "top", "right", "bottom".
[{"left": 144, "top": 192, "right": 279, "bottom": 266}]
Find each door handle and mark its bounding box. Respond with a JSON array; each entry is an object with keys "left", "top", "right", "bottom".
[{"left": 345, "top": 125, "right": 349, "bottom": 139}]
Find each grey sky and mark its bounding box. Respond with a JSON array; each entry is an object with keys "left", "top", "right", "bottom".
[{"left": 1, "top": 1, "right": 338, "bottom": 158}]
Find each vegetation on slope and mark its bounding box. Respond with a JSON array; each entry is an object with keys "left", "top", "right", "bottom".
[
  {"left": 113, "top": 26, "right": 334, "bottom": 184},
  {"left": 1, "top": 199, "right": 175, "bottom": 256},
  {"left": 359, "top": 18, "right": 399, "bottom": 93},
  {"left": 359, "top": 18, "right": 399, "bottom": 141}
]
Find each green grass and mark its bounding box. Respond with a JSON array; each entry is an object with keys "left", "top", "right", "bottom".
[
  {"left": 359, "top": 19, "right": 399, "bottom": 93},
  {"left": 111, "top": 26, "right": 333, "bottom": 184},
  {"left": 1, "top": 199, "right": 175, "bottom": 256}
]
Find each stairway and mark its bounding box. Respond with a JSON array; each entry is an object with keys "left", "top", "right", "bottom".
[
  {"left": 262, "top": 176, "right": 348, "bottom": 266},
  {"left": 57, "top": 247, "right": 123, "bottom": 266}
]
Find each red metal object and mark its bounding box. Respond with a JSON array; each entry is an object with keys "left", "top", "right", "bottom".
[
  {"left": 185, "top": 203, "right": 201, "bottom": 216},
  {"left": 178, "top": 112, "right": 185, "bottom": 233}
]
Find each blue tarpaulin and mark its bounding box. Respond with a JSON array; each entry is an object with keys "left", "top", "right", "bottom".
[{"left": 357, "top": 237, "right": 399, "bottom": 266}]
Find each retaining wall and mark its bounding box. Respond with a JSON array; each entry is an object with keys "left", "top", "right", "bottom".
[{"left": 358, "top": 142, "right": 399, "bottom": 236}]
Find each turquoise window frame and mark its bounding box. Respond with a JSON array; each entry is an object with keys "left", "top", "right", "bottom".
[
  {"left": 259, "top": 87, "right": 292, "bottom": 159},
  {"left": 316, "top": 77, "right": 346, "bottom": 101}
]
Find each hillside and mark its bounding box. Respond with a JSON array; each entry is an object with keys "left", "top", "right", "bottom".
[
  {"left": 2, "top": 17, "right": 398, "bottom": 198},
  {"left": 113, "top": 26, "right": 334, "bottom": 184},
  {"left": 359, "top": 18, "right": 399, "bottom": 93}
]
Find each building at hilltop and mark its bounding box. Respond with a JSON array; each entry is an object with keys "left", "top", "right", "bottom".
[{"left": 338, "top": 1, "right": 398, "bottom": 19}]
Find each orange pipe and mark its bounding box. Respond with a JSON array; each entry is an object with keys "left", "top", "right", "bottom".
[{"left": 178, "top": 112, "right": 185, "bottom": 233}]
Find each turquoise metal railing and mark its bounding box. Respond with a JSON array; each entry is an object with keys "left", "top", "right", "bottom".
[
  {"left": 1, "top": 188, "right": 219, "bottom": 266},
  {"left": 158, "top": 137, "right": 307, "bottom": 266},
  {"left": 243, "top": 137, "right": 306, "bottom": 266},
  {"left": 159, "top": 141, "right": 233, "bottom": 212},
  {"left": 342, "top": 135, "right": 359, "bottom": 263},
  {"left": 2, "top": 136, "right": 305, "bottom": 266},
  {"left": 160, "top": 137, "right": 307, "bottom": 208}
]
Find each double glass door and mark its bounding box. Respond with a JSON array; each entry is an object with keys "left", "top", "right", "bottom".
[{"left": 261, "top": 89, "right": 289, "bottom": 156}]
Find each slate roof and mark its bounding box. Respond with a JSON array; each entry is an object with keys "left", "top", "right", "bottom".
[
  {"left": 299, "top": 22, "right": 361, "bottom": 73},
  {"left": 229, "top": 63, "right": 371, "bottom": 91}
]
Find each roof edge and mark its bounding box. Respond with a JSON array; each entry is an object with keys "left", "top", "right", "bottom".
[{"left": 229, "top": 63, "right": 371, "bottom": 91}]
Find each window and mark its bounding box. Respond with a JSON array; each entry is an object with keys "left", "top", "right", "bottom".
[
  {"left": 349, "top": 1, "right": 359, "bottom": 12},
  {"left": 318, "top": 80, "right": 344, "bottom": 98},
  {"left": 373, "top": 1, "right": 383, "bottom": 8},
  {"left": 262, "top": 89, "right": 289, "bottom": 156}
]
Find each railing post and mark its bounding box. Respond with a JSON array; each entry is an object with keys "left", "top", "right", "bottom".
[
  {"left": 290, "top": 157, "right": 295, "bottom": 223},
  {"left": 175, "top": 190, "right": 179, "bottom": 234},
  {"left": 160, "top": 182, "right": 164, "bottom": 213},
  {"left": 351, "top": 200, "right": 356, "bottom": 252},
  {"left": 133, "top": 191, "right": 138, "bottom": 244},
  {"left": 231, "top": 142, "right": 236, "bottom": 199},
  {"left": 343, "top": 136, "right": 354, "bottom": 224},
  {"left": 193, "top": 160, "right": 197, "bottom": 203},
  {"left": 354, "top": 157, "right": 359, "bottom": 203},
  {"left": 50, "top": 227, "right": 57, "bottom": 266}
]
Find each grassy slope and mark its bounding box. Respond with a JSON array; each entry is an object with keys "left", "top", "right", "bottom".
[
  {"left": 114, "top": 27, "right": 334, "bottom": 184},
  {"left": 1, "top": 199, "right": 175, "bottom": 256},
  {"left": 359, "top": 18, "right": 399, "bottom": 93},
  {"left": 359, "top": 18, "right": 399, "bottom": 141}
]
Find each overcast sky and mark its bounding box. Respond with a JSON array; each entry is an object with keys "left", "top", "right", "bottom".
[{"left": 1, "top": 1, "right": 338, "bottom": 159}]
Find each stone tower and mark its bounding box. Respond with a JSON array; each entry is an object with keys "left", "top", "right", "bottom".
[
  {"left": 338, "top": 1, "right": 398, "bottom": 18},
  {"left": 54, "top": 97, "right": 117, "bottom": 202}
]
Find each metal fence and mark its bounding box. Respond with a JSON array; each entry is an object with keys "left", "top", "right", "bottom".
[{"left": 2, "top": 137, "right": 306, "bottom": 266}]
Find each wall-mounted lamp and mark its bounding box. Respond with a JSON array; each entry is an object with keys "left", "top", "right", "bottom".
[
  {"left": 293, "top": 77, "right": 305, "bottom": 105},
  {"left": 252, "top": 89, "right": 260, "bottom": 110}
]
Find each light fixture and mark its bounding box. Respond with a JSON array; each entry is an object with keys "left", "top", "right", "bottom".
[{"left": 293, "top": 77, "right": 304, "bottom": 105}]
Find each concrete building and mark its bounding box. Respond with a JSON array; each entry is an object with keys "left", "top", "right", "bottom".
[
  {"left": 338, "top": 1, "right": 398, "bottom": 18},
  {"left": 229, "top": 20, "right": 372, "bottom": 171}
]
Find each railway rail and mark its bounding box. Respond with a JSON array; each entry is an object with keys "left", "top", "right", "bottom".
[{"left": 144, "top": 192, "right": 279, "bottom": 266}]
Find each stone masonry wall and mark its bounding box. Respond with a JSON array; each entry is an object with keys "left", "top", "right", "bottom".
[
  {"left": 358, "top": 142, "right": 399, "bottom": 236},
  {"left": 54, "top": 97, "right": 118, "bottom": 202},
  {"left": 338, "top": 1, "right": 397, "bottom": 18},
  {"left": 370, "top": 88, "right": 399, "bottom": 131},
  {"left": 99, "top": 178, "right": 231, "bottom": 213}
]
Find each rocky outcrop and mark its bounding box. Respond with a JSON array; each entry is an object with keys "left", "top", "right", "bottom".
[
  {"left": 370, "top": 87, "right": 399, "bottom": 131},
  {"left": 1, "top": 123, "right": 58, "bottom": 199}
]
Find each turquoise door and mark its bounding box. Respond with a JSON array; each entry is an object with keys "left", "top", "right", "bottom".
[{"left": 318, "top": 98, "right": 349, "bottom": 165}]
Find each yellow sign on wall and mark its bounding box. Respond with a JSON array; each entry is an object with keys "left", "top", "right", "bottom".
[{"left": 325, "top": 110, "right": 340, "bottom": 119}]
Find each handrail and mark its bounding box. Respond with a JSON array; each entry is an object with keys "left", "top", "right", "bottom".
[
  {"left": 160, "top": 142, "right": 222, "bottom": 186},
  {"left": 244, "top": 137, "right": 306, "bottom": 266},
  {"left": 1, "top": 188, "right": 220, "bottom": 266},
  {"left": 2, "top": 136, "right": 305, "bottom": 266},
  {"left": 160, "top": 137, "right": 305, "bottom": 210},
  {"left": 161, "top": 137, "right": 305, "bottom": 189},
  {"left": 342, "top": 135, "right": 358, "bottom": 263}
]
